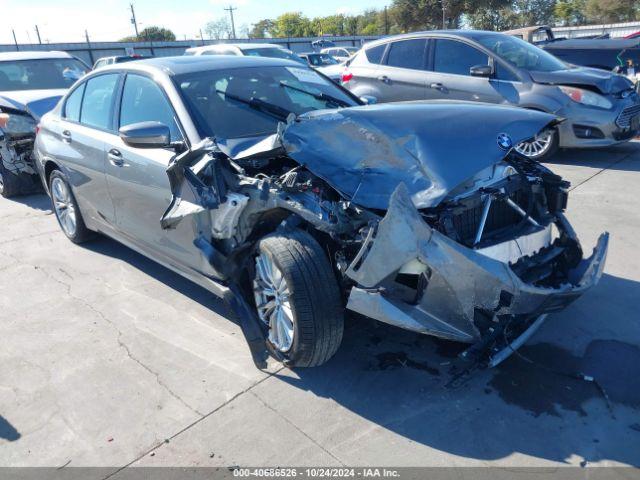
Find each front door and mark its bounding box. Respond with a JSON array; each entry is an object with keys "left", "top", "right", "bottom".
[
  {"left": 424, "top": 38, "right": 505, "bottom": 104},
  {"left": 104, "top": 73, "right": 206, "bottom": 272}
]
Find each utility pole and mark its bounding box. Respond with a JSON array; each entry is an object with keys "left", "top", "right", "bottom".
[
  {"left": 224, "top": 5, "right": 237, "bottom": 39},
  {"left": 441, "top": 0, "right": 446, "bottom": 29},
  {"left": 12, "top": 29, "right": 19, "bottom": 51},
  {"left": 383, "top": 6, "right": 389, "bottom": 35},
  {"left": 130, "top": 3, "right": 140, "bottom": 39},
  {"left": 35, "top": 25, "right": 42, "bottom": 44},
  {"left": 85, "top": 29, "right": 94, "bottom": 65},
  {"left": 199, "top": 28, "right": 205, "bottom": 45}
]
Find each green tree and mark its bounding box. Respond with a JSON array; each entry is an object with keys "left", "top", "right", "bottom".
[
  {"left": 585, "top": 0, "right": 638, "bottom": 22},
  {"left": 554, "top": 0, "right": 587, "bottom": 25},
  {"left": 119, "top": 26, "right": 176, "bottom": 42},
  {"left": 272, "top": 12, "right": 311, "bottom": 37},
  {"left": 250, "top": 19, "right": 275, "bottom": 38}
]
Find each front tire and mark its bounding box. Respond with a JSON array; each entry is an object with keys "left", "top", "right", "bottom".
[
  {"left": 0, "top": 162, "right": 32, "bottom": 198},
  {"left": 49, "top": 169, "right": 94, "bottom": 244},
  {"left": 253, "top": 229, "right": 344, "bottom": 368}
]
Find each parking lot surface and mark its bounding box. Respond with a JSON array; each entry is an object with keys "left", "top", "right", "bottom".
[{"left": 1, "top": 142, "right": 639, "bottom": 471}]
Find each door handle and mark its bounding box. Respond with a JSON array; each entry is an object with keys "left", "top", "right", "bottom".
[
  {"left": 62, "top": 130, "right": 71, "bottom": 143},
  {"left": 429, "top": 82, "right": 447, "bottom": 92},
  {"left": 108, "top": 148, "right": 124, "bottom": 167},
  {"left": 377, "top": 75, "right": 390, "bottom": 84}
]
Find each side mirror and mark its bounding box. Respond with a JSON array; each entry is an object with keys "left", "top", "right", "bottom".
[
  {"left": 119, "top": 121, "right": 170, "bottom": 148},
  {"left": 470, "top": 64, "right": 493, "bottom": 78},
  {"left": 360, "top": 95, "right": 377, "bottom": 105}
]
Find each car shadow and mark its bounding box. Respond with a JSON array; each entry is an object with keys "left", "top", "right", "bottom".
[
  {"left": 3, "top": 192, "right": 51, "bottom": 212},
  {"left": 547, "top": 142, "right": 640, "bottom": 172},
  {"left": 80, "top": 236, "right": 640, "bottom": 466}
]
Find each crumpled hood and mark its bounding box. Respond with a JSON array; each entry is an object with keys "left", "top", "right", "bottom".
[
  {"left": 281, "top": 102, "right": 556, "bottom": 210},
  {"left": 529, "top": 67, "right": 633, "bottom": 95},
  {"left": 0, "top": 89, "right": 66, "bottom": 120}
]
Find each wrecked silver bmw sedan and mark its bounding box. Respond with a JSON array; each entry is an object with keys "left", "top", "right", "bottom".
[{"left": 34, "top": 56, "right": 608, "bottom": 368}]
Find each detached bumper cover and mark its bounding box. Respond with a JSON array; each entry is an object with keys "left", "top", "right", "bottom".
[{"left": 345, "top": 184, "right": 609, "bottom": 343}]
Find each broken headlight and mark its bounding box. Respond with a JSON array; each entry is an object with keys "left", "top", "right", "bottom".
[{"left": 0, "top": 111, "right": 37, "bottom": 137}]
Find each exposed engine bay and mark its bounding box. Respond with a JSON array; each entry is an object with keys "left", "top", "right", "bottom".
[{"left": 159, "top": 108, "right": 608, "bottom": 369}]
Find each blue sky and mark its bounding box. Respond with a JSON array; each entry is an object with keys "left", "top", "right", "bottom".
[{"left": 0, "top": 0, "right": 393, "bottom": 44}]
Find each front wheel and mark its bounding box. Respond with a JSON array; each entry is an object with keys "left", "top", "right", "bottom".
[
  {"left": 252, "top": 230, "right": 344, "bottom": 368},
  {"left": 514, "top": 127, "right": 559, "bottom": 161}
]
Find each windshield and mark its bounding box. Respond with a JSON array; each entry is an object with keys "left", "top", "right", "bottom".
[
  {"left": 176, "top": 65, "right": 358, "bottom": 139},
  {"left": 307, "top": 54, "right": 339, "bottom": 66},
  {"left": 476, "top": 34, "right": 568, "bottom": 72},
  {"left": 0, "top": 58, "right": 88, "bottom": 91},
  {"left": 242, "top": 47, "right": 306, "bottom": 65}
]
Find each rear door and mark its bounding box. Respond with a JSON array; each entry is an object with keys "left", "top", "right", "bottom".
[
  {"left": 371, "top": 38, "right": 428, "bottom": 102},
  {"left": 50, "top": 73, "right": 120, "bottom": 226},
  {"left": 425, "top": 38, "right": 505, "bottom": 104},
  {"left": 345, "top": 43, "right": 388, "bottom": 97},
  {"left": 104, "top": 73, "right": 205, "bottom": 271}
]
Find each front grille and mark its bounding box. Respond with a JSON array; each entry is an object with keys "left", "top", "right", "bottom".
[
  {"left": 452, "top": 190, "right": 529, "bottom": 246},
  {"left": 615, "top": 103, "right": 640, "bottom": 128}
]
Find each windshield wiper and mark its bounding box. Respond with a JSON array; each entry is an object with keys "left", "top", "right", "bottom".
[
  {"left": 216, "top": 89, "right": 291, "bottom": 121},
  {"left": 279, "top": 81, "right": 351, "bottom": 108}
]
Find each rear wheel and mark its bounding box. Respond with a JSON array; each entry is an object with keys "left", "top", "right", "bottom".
[
  {"left": 252, "top": 229, "right": 344, "bottom": 367},
  {"left": 49, "top": 169, "right": 94, "bottom": 244},
  {"left": 515, "top": 127, "right": 558, "bottom": 161}
]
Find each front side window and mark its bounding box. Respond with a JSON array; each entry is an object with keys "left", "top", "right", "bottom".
[
  {"left": 364, "top": 44, "right": 386, "bottom": 64},
  {"left": 177, "top": 65, "right": 357, "bottom": 139},
  {"left": 80, "top": 74, "right": 119, "bottom": 130},
  {"left": 476, "top": 34, "right": 567, "bottom": 72},
  {"left": 434, "top": 39, "right": 489, "bottom": 76},
  {"left": 0, "top": 58, "right": 88, "bottom": 91},
  {"left": 386, "top": 39, "right": 427, "bottom": 70},
  {"left": 119, "top": 74, "right": 181, "bottom": 142},
  {"left": 64, "top": 83, "right": 85, "bottom": 122}
]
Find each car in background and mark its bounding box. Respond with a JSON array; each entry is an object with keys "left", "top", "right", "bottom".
[
  {"left": 504, "top": 25, "right": 640, "bottom": 72},
  {"left": 93, "top": 54, "right": 153, "bottom": 70},
  {"left": 34, "top": 55, "right": 607, "bottom": 370},
  {"left": 321, "top": 46, "right": 359, "bottom": 60},
  {"left": 311, "top": 39, "right": 335, "bottom": 50},
  {"left": 0, "top": 51, "right": 89, "bottom": 197},
  {"left": 343, "top": 30, "right": 640, "bottom": 160},
  {"left": 298, "top": 52, "right": 344, "bottom": 82},
  {"left": 184, "top": 43, "right": 306, "bottom": 65}
]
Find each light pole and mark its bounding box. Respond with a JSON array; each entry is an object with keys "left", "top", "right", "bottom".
[{"left": 224, "top": 5, "right": 237, "bottom": 39}]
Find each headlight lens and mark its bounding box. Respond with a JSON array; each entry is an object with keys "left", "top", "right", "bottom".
[{"left": 559, "top": 86, "right": 612, "bottom": 109}]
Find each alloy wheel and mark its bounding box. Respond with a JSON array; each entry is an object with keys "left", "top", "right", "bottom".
[
  {"left": 0, "top": 170, "right": 4, "bottom": 194},
  {"left": 252, "top": 252, "right": 295, "bottom": 352},
  {"left": 515, "top": 129, "right": 554, "bottom": 159},
  {"left": 51, "top": 177, "right": 77, "bottom": 237}
]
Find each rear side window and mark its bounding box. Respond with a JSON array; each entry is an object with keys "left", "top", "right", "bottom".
[
  {"left": 364, "top": 44, "right": 386, "bottom": 64},
  {"left": 434, "top": 39, "right": 489, "bottom": 76},
  {"left": 386, "top": 39, "right": 427, "bottom": 70},
  {"left": 64, "top": 84, "right": 85, "bottom": 122},
  {"left": 80, "top": 74, "right": 119, "bottom": 130},
  {"left": 119, "top": 74, "right": 181, "bottom": 142}
]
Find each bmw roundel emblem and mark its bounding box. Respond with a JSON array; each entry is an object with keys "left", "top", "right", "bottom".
[{"left": 497, "top": 133, "right": 513, "bottom": 150}]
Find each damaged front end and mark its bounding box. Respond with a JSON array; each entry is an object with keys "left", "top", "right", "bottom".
[
  {"left": 0, "top": 107, "right": 41, "bottom": 197},
  {"left": 160, "top": 103, "right": 608, "bottom": 368},
  {"left": 345, "top": 173, "right": 608, "bottom": 367}
]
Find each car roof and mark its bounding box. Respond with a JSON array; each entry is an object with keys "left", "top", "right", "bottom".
[
  {"left": 362, "top": 29, "right": 506, "bottom": 48},
  {"left": 96, "top": 55, "right": 304, "bottom": 76},
  {"left": 0, "top": 50, "right": 73, "bottom": 62},
  {"left": 186, "top": 43, "right": 283, "bottom": 53}
]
